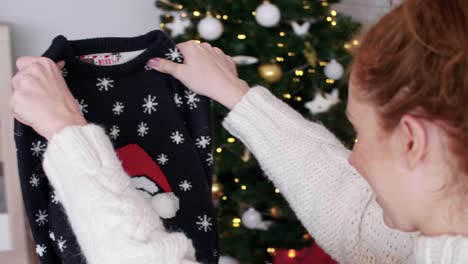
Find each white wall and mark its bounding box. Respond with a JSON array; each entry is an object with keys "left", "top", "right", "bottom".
[
  {"left": 0, "top": 214, "right": 12, "bottom": 251},
  {"left": 0, "top": 0, "right": 162, "bottom": 62},
  {"left": 0, "top": 0, "right": 403, "bottom": 62},
  {"left": 333, "top": 0, "right": 401, "bottom": 30}
]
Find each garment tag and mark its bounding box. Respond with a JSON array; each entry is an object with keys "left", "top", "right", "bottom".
[
  {"left": 78, "top": 49, "right": 146, "bottom": 66},
  {"left": 79, "top": 52, "right": 122, "bottom": 66}
]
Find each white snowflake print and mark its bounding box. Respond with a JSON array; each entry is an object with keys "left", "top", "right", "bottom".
[
  {"left": 174, "top": 93, "right": 183, "bottom": 107},
  {"left": 51, "top": 191, "right": 59, "bottom": 204},
  {"left": 165, "top": 47, "right": 183, "bottom": 62},
  {"left": 184, "top": 90, "right": 200, "bottom": 109},
  {"left": 109, "top": 125, "right": 120, "bottom": 140},
  {"left": 142, "top": 94, "right": 159, "bottom": 114},
  {"left": 112, "top": 101, "right": 125, "bottom": 115},
  {"left": 195, "top": 136, "right": 211, "bottom": 149},
  {"left": 57, "top": 237, "right": 67, "bottom": 252},
  {"left": 76, "top": 99, "right": 88, "bottom": 115},
  {"left": 30, "top": 173, "right": 40, "bottom": 187},
  {"left": 61, "top": 68, "right": 68, "bottom": 77},
  {"left": 137, "top": 122, "right": 149, "bottom": 137},
  {"left": 31, "top": 141, "right": 47, "bottom": 157},
  {"left": 196, "top": 214, "right": 213, "bottom": 232},
  {"left": 96, "top": 77, "right": 114, "bottom": 91},
  {"left": 179, "top": 180, "right": 192, "bottom": 192},
  {"left": 206, "top": 153, "right": 214, "bottom": 166},
  {"left": 144, "top": 64, "right": 152, "bottom": 71},
  {"left": 170, "top": 131, "right": 185, "bottom": 144},
  {"left": 157, "top": 153, "right": 169, "bottom": 165},
  {"left": 35, "top": 210, "right": 48, "bottom": 226},
  {"left": 36, "top": 244, "right": 47, "bottom": 257},
  {"left": 49, "top": 231, "right": 55, "bottom": 241}
]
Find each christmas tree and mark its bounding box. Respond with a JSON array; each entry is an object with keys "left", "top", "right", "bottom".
[{"left": 156, "top": 0, "right": 360, "bottom": 263}]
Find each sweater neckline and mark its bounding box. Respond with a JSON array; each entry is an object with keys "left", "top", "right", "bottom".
[
  {"left": 414, "top": 234, "right": 468, "bottom": 263},
  {"left": 48, "top": 30, "right": 174, "bottom": 77}
]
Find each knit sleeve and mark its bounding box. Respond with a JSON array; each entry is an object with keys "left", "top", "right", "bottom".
[
  {"left": 42, "top": 124, "right": 199, "bottom": 264},
  {"left": 222, "top": 85, "right": 415, "bottom": 263}
]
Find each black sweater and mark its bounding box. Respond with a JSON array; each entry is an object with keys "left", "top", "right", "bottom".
[{"left": 14, "top": 29, "right": 218, "bottom": 264}]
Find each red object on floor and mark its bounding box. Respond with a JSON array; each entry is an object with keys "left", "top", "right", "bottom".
[{"left": 273, "top": 243, "right": 338, "bottom": 264}]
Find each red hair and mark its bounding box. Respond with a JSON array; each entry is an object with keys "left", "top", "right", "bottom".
[{"left": 353, "top": 0, "right": 468, "bottom": 174}]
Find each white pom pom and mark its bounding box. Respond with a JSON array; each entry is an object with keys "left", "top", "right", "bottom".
[
  {"left": 151, "top": 192, "right": 180, "bottom": 219},
  {"left": 219, "top": 256, "right": 239, "bottom": 264}
]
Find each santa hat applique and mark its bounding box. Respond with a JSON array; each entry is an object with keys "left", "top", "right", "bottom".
[{"left": 116, "top": 144, "right": 179, "bottom": 219}]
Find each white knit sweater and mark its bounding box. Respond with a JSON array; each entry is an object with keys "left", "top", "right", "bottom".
[{"left": 42, "top": 85, "right": 468, "bottom": 264}]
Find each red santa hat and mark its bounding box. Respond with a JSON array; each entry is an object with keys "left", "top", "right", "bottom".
[{"left": 116, "top": 144, "right": 179, "bottom": 219}]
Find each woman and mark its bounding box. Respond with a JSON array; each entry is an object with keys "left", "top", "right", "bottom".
[{"left": 9, "top": 0, "right": 467, "bottom": 263}]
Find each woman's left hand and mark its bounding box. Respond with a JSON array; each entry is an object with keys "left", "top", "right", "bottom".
[{"left": 9, "top": 56, "right": 87, "bottom": 140}]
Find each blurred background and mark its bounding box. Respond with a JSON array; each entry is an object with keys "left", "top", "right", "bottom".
[
  {"left": 0, "top": 0, "right": 399, "bottom": 60},
  {"left": 0, "top": 1, "right": 401, "bottom": 263}
]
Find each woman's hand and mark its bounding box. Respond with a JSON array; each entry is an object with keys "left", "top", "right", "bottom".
[
  {"left": 148, "top": 41, "right": 249, "bottom": 110},
  {"left": 9, "top": 56, "right": 87, "bottom": 140}
]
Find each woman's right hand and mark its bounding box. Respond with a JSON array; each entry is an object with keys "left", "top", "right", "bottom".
[
  {"left": 147, "top": 41, "right": 249, "bottom": 110},
  {"left": 10, "top": 57, "right": 87, "bottom": 140}
]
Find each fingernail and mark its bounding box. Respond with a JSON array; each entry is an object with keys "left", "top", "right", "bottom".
[{"left": 148, "top": 58, "right": 160, "bottom": 67}]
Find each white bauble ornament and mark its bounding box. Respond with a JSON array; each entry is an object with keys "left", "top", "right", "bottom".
[
  {"left": 255, "top": 2, "right": 281, "bottom": 27},
  {"left": 197, "top": 16, "right": 223, "bottom": 41},
  {"left": 241, "top": 207, "right": 271, "bottom": 230},
  {"left": 242, "top": 208, "right": 262, "bottom": 229},
  {"left": 219, "top": 256, "right": 240, "bottom": 264},
  {"left": 324, "top": 59, "right": 344, "bottom": 80},
  {"left": 305, "top": 88, "right": 340, "bottom": 114}
]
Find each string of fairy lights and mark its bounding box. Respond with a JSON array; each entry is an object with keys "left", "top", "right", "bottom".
[{"left": 160, "top": 8, "right": 358, "bottom": 104}]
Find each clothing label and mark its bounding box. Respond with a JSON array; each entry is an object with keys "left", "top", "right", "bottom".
[
  {"left": 79, "top": 53, "right": 122, "bottom": 66},
  {"left": 78, "top": 49, "right": 146, "bottom": 66}
]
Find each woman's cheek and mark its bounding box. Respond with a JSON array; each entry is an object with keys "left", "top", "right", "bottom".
[
  {"left": 349, "top": 145, "right": 364, "bottom": 172},
  {"left": 350, "top": 144, "right": 374, "bottom": 185}
]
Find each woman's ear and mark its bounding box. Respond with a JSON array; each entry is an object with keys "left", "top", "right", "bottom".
[{"left": 397, "top": 114, "right": 429, "bottom": 169}]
